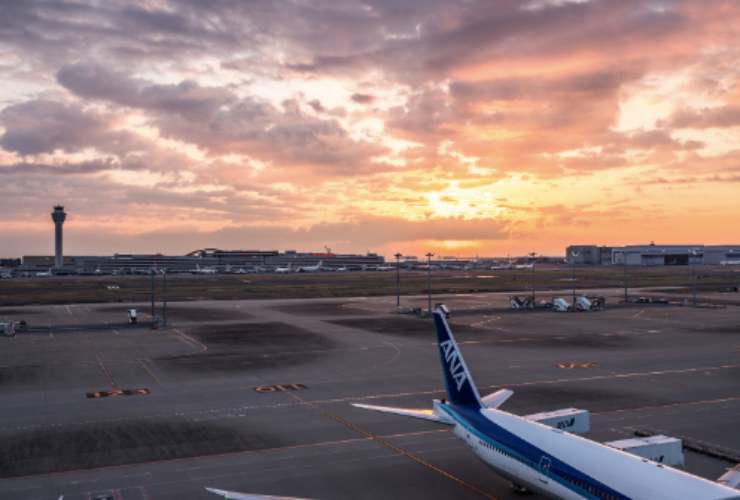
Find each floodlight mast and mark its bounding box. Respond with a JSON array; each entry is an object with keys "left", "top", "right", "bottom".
[
  {"left": 570, "top": 250, "right": 580, "bottom": 308},
  {"left": 425, "top": 252, "right": 434, "bottom": 314},
  {"left": 394, "top": 252, "right": 402, "bottom": 308},
  {"left": 529, "top": 252, "right": 537, "bottom": 302}
]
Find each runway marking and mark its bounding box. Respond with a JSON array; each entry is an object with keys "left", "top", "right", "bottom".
[
  {"left": 255, "top": 383, "right": 306, "bottom": 393},
  {"left": 95, "top": 352, "right": 118, "bottom": 388},
  {"left": 173, "top": 328, "right": 208, "bottom": 353},
  {"left": 379, "top": 339, "right": 401, "bottom": 366},
  {"left": 557, "top": 362, "right": 598, "bottom": 369},
  {"left": 631, "top": 309, "right": 645, "bottom": 319},
  {"left": 286, "top": 391, "right": 498, "bottom": 499},
  {"left": 470, "top": 316, "right": 502, "bottom": 329},
  {"left": 138, "top": 359, "right": 162, "bottom": 386}
]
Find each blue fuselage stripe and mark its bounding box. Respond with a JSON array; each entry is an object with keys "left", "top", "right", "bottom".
[{"left": 442, "top": 404, "right": 631, "bottom": 500}]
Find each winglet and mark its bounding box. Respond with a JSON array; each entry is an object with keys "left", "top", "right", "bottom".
[{"left": 432, "top": 308, "right": 482, "bottom": 409}]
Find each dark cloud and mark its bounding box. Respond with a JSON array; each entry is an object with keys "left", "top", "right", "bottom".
[
  {"left": 662, "top": 105, "right": 740, "bottom": 129},
  {"left": 0, "top": 159, "right": 119, "bottom": 176},
  {"left": 55, "top": 63, "right": 388, "bottom": 173},
  {"left": 0, "top": 99, "right": 108, "bottom": 155},
  {"left": 57, "top": 63, "right": 234, "bottom": 119},
  {"left": 350, "top": 93, "right": 375, "bottom": 104}
]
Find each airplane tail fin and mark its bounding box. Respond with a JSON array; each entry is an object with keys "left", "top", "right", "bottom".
[{"left": 433, "top": 308, "right": 482, "bottom": 409}]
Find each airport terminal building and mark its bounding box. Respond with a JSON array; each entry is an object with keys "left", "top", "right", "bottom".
[
  {"left": 18, "top": 249, "right": 385, "bottom": 274},
  {"left": 566, "top": 244, "right": 740, "bottom": 266}
]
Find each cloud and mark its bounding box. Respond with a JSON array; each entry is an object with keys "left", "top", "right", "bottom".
[
  {"left": 1, "top": 0, "right": 739, "bottom": 256},
  {"left": 57, "top": 63, "right": 234, "bottom": 119},
  {"left": 350, "top": 93, "right": 375, "bottom": 104},
  {"left": 56, "top": 63, "right": 389, "bottom": 174},
  {"left": 0, "top": 99, "right": 109, "bottom": 155},
  {"left": 663, "top": 105, "right": 740, "bottom": 129}
]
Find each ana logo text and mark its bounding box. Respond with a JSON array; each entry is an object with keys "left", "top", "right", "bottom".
[
  {"left": 556, "top": 418, "right": 575, "bottom": 429},
  {"left": 440, "top": 340, "right": 468, "bottom": 391}
]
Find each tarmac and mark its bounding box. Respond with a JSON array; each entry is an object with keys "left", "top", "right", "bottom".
[{"left": 0, "top": 289, "right": 738, "bottom": 499}]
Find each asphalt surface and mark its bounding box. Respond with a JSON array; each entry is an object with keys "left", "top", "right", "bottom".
[{"left": 0, "top": 289, "right": 738, "bottom": 499}]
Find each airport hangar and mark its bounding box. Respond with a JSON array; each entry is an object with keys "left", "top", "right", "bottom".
[{"left": 566, "top": 244, "right": 740, "bottom": 266}]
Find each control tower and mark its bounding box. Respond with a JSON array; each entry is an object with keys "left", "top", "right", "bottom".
[{"left": 51, "top": 205, "right": 67, "bottom": 269}]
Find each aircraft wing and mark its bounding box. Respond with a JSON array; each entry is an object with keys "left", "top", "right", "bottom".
[
  {"left": 351, "top": 403, "right": 453, "bottom": 424},
  {"left": 206, "top": 487, "right": 314, "bottom": 499},
  {"left": 717, "top": 464, "right": 740, "bottom": 489}
]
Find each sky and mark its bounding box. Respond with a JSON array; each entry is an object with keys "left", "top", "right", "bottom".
[{"left": 1, "top": 0, "right": 739, "bottom": 258}]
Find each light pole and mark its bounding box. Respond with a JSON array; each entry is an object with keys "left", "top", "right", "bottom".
[
  {"left": 690, "top": 249, "right": 700, "bottom": 306},
  {"left": 394, "top": 252, "right": 402, "bottom": 308},
  {"left": 622, "top": 252, "right": 629, "bottom": 302},
  {"left": 162, "top": 268, "right": 168, "bottom": 327},
  {"left": 426, "top": 252, "right": 434, "bottom": 314},
  {"left": 569, "top": 250, "right": 580, "bottom": 308},
  {"left": 150, "top": 267, "right": 156, "bottom": 323},
  {"left": 529, "top": 252, "right": 537, "bottom": 302}
]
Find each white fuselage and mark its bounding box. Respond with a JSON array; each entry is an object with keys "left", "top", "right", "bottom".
[{"left": 444, "top": 405, "right": 738, "bottom": 500}]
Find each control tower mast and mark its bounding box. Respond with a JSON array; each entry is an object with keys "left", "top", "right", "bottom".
[{"left": 51, "top": 205, "right": 67, "bottom": 269}]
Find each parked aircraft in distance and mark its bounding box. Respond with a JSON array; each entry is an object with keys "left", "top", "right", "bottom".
[
  {"left": 297, "top": 261, "right": 323, "bottom": 273},
  {"left": 35, "top": 268, "right": 53, "bottom": 277},
  {"left": 720, "top": 260, "right": 740, "bottom": 266},
  {"left": 351, "top": 307, "right": 740, "bottom": 499},
  {"left": 490, "top": 263, "right": 512, "bottom": 270},
  {"left": 375, "top": 265, "right": 395, "bottom": 271},
  {"left": 274, "top": 264, "right": 292, "bottom": 274},
  {"left": 192, "top": 264, "right": 217, "bottom": 275},
  {"left": 514, "top": 263, "right": 534, "bottom": 269}
]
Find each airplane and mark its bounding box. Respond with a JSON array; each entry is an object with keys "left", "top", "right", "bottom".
[
  {"left": 375, "top": 265, "right": 395, "bottom": 271},
  {"left": 351, "top": 307, "right": 740, "bottom": 499},
  {"left": 35, "top": 268, "right": 53, "bottom": 277},
  {"left": 0, "top": 270, "right": 12, "bottom": 279},
  {"left": 297, "top": 261, "right": 323, "bottom": 273},
  {"left": 274, "top": 263, "right": 293, "bottom": 274},
  {"left": 192, "top": 264, "right": 217, "bottom": 275},
  {"left": 204, "top": 307, "right": 740, "bottom": 499},
  {"left": 491, "top": 263, "right": 513, "bottom": 270},
  {"left": 720, "top": 260, "right": 740, "bottom": 266},
  {"left": 334, "top": 266, "right": 348, "bottom": 272}
]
